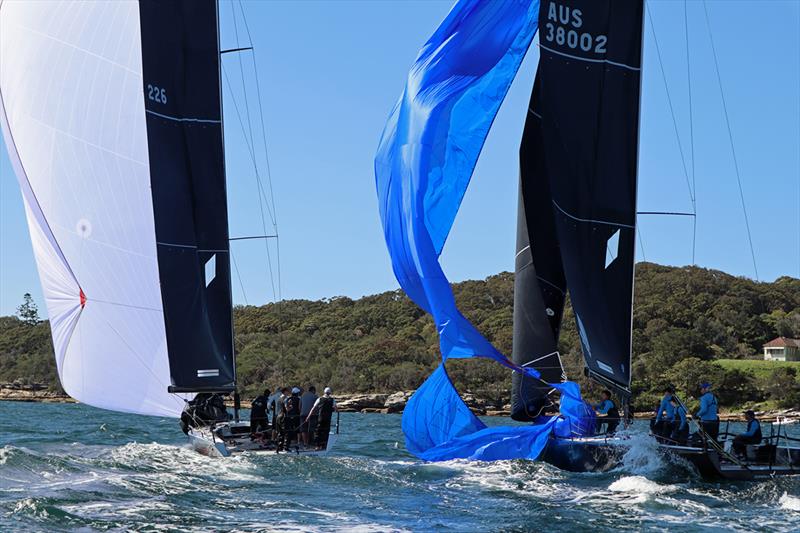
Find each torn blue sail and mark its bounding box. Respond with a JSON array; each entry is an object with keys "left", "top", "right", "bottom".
[{"left": 375, "top": 0, "right": 594, "bottom": 462}]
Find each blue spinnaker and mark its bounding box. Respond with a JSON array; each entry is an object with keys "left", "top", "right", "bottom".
[{"left": 375, "top": 0, "right": 595, "bottom": 462}]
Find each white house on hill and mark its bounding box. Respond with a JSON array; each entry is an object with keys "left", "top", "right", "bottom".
[{"left": 763, "top": 337, "right": 800, "bottom": 361}]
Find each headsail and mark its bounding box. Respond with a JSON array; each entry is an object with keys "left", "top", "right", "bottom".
[
  {"left": 511, "top": 103, "right": 568, "bottom": 420},
  {"left": 375, "top": 0, "right": 596, "bottom": 462},
  {"left": 0, "top": 0, "right": 233, "bottom": 416},
  {"left": 529, "top": 0, "right": 644, "bottom": 396}
]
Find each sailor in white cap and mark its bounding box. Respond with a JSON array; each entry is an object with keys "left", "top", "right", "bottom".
[
  {"left": 278, "top": 387, "right": 302, "bottom": 451},
  {"left": 307, "top": 386, "right": 338, "bottom": 450}
]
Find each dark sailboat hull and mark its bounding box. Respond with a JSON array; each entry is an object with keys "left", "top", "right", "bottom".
[
  {"left": 660, "top": 443, "right": 800, "bottom": 481},
  {"left": 540, "top": 435, "right": 626, "bottom": 473}
]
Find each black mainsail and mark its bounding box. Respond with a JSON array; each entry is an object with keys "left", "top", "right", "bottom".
[
  {"left": 514, "top": 0, "right": 644, "bottom": 402},
  {"left": 140, "top": 0, "right": 236, "bottom": 393}
]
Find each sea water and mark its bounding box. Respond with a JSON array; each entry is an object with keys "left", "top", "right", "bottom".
[{"left": 2, "top": 401, "right": 800, "bottom": 532}]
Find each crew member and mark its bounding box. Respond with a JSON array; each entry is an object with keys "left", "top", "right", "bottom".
[
  {"left": 300, "top": 385, "right": 319, "bottom": 446},
  {"left": 268, "top": 387, "right": 284, "bottom": 440},
  {"left": 280, "top": 387, "right": 302, "bottom": 450},
  {"left": 307, "top": 386, "right": 337, "bottom": 450},
  {"left": 695, "top": 381, "right": 719, "bottom": 441},
  {"left": 593, "top": 390, "right": 620, "bottom": 434},
  {"left": 668, "top": 396, "right": 689, "bottom": 445},
  {"left": 732, "top": 410, "right": 762, "bottom": 459},
  {"left": 653, "top": 386, "right": 675, "bottom": 443},
  {"left": 274, "top": 387, "right": 290, "bottom": 446},
  {"left": 249, "top": 389, "right": 270, "bottom": 434}
]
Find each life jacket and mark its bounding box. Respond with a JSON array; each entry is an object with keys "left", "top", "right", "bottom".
[
  {"left": 318, "top": 396, "right": 334, "bottom": 422},
  {"left": 606, "top": 400, "right": 620, "bottom": 420},
  {"left": 672, "top": 407, "right": 687, "bottom": 430},
  {"left": 250, "top": 395, "right": 267, "bottom": 418},
  {"left": 747, "top": 419, "right": 762, "bottom": 441},
  {"left": 285, "top": 395, "right": 301, "bottom": 417}
]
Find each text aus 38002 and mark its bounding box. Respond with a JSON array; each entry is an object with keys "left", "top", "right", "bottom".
[{"left": 542, "top": 2, "right": 607, "bottom": 55}]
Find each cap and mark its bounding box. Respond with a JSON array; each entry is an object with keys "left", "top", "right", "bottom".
[
  {"left": 324, "top": 387, "right": 332, "bottom": 395},
  {"left": 700, "top": 382, "right": 711, "bottom": 389},
  {"left": 292, "top": 387, "right": 300, "bottom": 394}
]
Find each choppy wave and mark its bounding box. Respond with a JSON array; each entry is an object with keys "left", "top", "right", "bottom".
[
  {"left": 609, "top": 475, "right": 677, "bottom": 494},
  {"left": 5, "top": 402, "right": 800, "bottom": 532}
]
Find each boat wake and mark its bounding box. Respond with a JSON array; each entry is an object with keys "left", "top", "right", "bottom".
[{"left": 616, "top": 431, "right": 666, "bottom": 475}]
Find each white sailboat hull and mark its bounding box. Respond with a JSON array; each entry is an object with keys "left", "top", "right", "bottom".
[{"left": 187, "top": 421, "right": 339, "bottom": 457}]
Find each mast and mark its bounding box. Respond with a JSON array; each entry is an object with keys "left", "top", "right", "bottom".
[{"left": 216, "top": 0, "right": 240, "bottom": 421}]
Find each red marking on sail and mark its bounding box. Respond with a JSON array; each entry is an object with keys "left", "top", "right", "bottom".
[{"left": 79, "top": 288, "right": 86, "bottom": 309}]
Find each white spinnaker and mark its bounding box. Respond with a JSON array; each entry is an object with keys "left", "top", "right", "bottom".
[{"left": 0, "top": 0, "right": 185, "bottom": 417}]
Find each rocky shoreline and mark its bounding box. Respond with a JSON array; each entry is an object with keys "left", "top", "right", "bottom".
[{"left": 3, "top": 384, "right": 798, "bottom": 423}]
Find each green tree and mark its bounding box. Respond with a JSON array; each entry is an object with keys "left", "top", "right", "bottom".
[
  {"left": 16, "top": 293, "right": 40, "bottom": 326},
  {"left": 764, "top": 367, "right": 800, "bottom": 409}
]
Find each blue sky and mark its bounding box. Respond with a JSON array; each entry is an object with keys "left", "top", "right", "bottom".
[{"left": 1, "top": 0, "right": 798, "bottom": 316}]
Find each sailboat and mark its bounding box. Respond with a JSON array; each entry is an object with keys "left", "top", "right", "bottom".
[
  {"left": 510, "top": 0, "right": 643, "bottom": 471},
  {"left": 0, "top": 0, "right": 335, "bottom": 457},
  {"left": 377, "top": 0, "right": 800, "bottom": 478}
]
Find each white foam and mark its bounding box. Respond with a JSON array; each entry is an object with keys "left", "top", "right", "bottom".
[
  {"left": 609, "top": 475, "right": 677, "bottom": 495},
  {"left": 617, "top": 432, "right": 667, "bottom": 475},
  {"left": 780, "top": 493, "right": 800, "bottom": 511}
]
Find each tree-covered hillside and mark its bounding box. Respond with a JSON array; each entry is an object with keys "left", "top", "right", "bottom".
[{"left": 2, "top": 263, "right": 799, "bottom": 411}]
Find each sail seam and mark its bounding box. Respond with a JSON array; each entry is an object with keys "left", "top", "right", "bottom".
[
  {"left": 89, "top": 298, "right": 161, "bottom": 313},
  {"left": 539, "top": 44, "right": 640, "bottom": 71},
  {"left": 551, "top": 199, "right": 634, "bottom": 229}
]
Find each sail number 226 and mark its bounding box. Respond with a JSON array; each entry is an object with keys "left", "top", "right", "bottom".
[{"left": 147, "top": 84, "right": 167, "bottom": 105}]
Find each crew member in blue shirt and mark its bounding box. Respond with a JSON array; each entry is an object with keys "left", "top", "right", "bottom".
[
  {"left": 732, "top": 410, "right": 762, "bottom": 459},
  {"left": 593, "top": 390, "right": 620, "bottom": 434},
  {"left": 653, "top": 386, "right": 675, "bottom": 443},
  {"left": 668, "top": 396, "right": 689, "bottom": 445},
  {"left": 694, "top": 381, "right": 719, "bottom": 440}
]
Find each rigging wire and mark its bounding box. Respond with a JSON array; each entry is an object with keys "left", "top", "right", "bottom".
[
  {"left": 221, "top": 64, "right": 278, "bottom": 303},
  {"left": 702, "top": 0, "right": 759, "bottom": 281},
  {"left": 646, "top": 6, "right": 696, "bottom": 209},
  {"left": 227, "top": 3, "right": 279, "bottom": 305},
  {"left": 684, "top": 0, "right": 697, "bottom": 265},
  {"left": 222, "top": 0, "right": 287, "bottom": 367},
  {"left": 231, "top": 250, "right": 249, "bottom": 306},
  {"left": 236, "top": 0, "right": 282, "bottom": 302},
  {"left": 637, "top": 225, "right": 647, "bottom": 262},
  {"left": 229, "top": 3, "right": 276, "bottom": 227}
]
